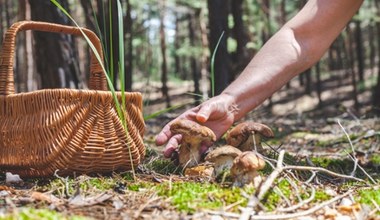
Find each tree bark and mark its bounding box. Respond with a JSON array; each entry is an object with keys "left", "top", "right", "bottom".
[
  {"left": 159, "top": 0, "right": 171, "bottom": 107},
  {"left": 373, "top": 0, "right": 380, "bottom": 114},
  {"left": 346, "top": 25, "right": 359, "bottom": 111},
  {"left": 188, "top": 12, "right": 200, "bottom": 104},
  {"left": 125, "top": 0, "right": 133, "bottom": 91},
  {"left": 15, "top": 0, "right": 27, "bottom": 92},
  {"left": 199, "top": 8, "right": 210, "bottom": 101},
  {"left": 315, "top": 62, "right": 322, "bottom": 107},
  {"left": 208, "top": 0, "right": 230, "bottom": 96},
  {"left": 29, "top": 0, "right": 81, "bottom": 89},
  {"left": 230, "top": 0, "right": 249, "bottom": 77},
  {"left": 354, "top": 20, "right": 364, "bottom": 83}
]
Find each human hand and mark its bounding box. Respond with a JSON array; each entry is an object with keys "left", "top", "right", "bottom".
[{"left": 155, "top": 93, "right": 238, "bottom": 158}]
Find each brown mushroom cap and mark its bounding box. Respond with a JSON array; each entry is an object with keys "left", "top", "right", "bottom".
[
  {"left": 226, "top": 121, "right": 274, "bottom": 147},
  {"left": 205, "top": 145, "right": 242, "bottom": 162},
  {"left": 231, "top": 151, "right": 266, "bottom": 174},
  {"left": 170, "top": 119, "right": 216, "bottom": 142},
  {"left": 170, "top": 119, "right": 216, "bottom": 167}
]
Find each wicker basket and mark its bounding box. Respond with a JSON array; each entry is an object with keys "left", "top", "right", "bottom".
[{"left": 0, "top": 21, "right": 145, "bottom": 177}]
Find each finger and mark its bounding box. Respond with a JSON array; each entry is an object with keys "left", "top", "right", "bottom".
[
  {"left": 163, "top": 134, "right": 182, "bottom": 158},
  {"left": 155, "top": 123, "right": 173, "bottom": 146},
  {"left": 196, "top": 104, "right": 212, "bottom": 123}
]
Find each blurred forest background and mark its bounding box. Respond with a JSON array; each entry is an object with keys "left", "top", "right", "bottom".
[{"left": 0, "top": 0, "right": 380, "bottom": 118}]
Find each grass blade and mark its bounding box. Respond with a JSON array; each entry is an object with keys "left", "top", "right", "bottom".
[
  {"left": 210, "top": 31, "right": 224, "bottom": 97},
  {"left": 50, "top": 0, "right": 125, "bottom": 125}
]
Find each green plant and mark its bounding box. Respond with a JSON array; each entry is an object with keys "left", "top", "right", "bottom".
[
  {"left": 50, "top": 0, "right": 136, "bottom": 177},
  {"left": 1, "top": 208, "right": 87, "bottom": 220},
  {"left": 156, "top": 181, "right": 251, "bottom": 213},
  {"left": 210, "top": 31, "right": 225, "bottom": 97}
]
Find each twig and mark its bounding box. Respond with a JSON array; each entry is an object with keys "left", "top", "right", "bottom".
[
  {"left": 239, "top": 150, "right": 286, "bottom": 220},
  {"left": 208, "top": 191, "right": 352, "bottom": 220},
  {"left": 344, "top": 150, "right": 377, "bottom": 184},
  {"left": 369, "top": 198, "right": 380, "bottom": 216},
  {"left": 337, "top": 119, "right": 358, "bottom": 176},
  {"left": 54, "top": 170, "right": 71, "bottom": 198},
  {"left": 248, "top": 191, "right": 352, "bottom": 220},
  {"left": 283, "top": 165, "right": 365, "bottom": 182},
  {"left": 133, "top": 195, "right": 160, "bottom": 219},
  {"left": 277, "top": 184, "right": 315, "bottom": 212}
]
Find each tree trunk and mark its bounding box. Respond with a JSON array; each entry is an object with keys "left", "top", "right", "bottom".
[
  {"left": 125, "top": 0, "right": 133, "bottom": 91},
  {"left": 346, "top": 25, "right": 359, "bottom": 111},
  {"left": 315, "top": 62, "right": 322, "bottom": 107},
  {"left": 15, "top": 0, "right": 28, "bottom": 92},
  {"left": 159, "top": 0, "right": 170, "bottom": 107},
  {"left": 30, "top": 0, "right": 81, "bottom": 89},
  {"left": 373, "top": 0, "right": 380, "bottom": 114},
  {"left": 208, "top": 0, "right": 230, "bottom": 96},
  {"left": 354, "top": 20, "right": 364, "bottom": 83},
  {"left": 304, "top": 68, "right": 312, "bottom": 95},
  {"left": 188, "top": 12, "right": 200, "bottom": 104},
  {"left": 174, "top": 15, "right": 181, "bottom": 77},
  {"left": 199, "top": 8, "right": 210, "bottom": 101},
  {"left": 368, "top": 21, "right": 376, "bottom": 75},
  {"left": 230, "top": 0, "right": 249, "bottom": 77}
]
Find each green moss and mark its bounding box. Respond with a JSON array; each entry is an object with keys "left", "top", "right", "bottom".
[
  {"left": 310, "top": 157, "right": 353, "bottom": 174},
  {"left": 81, "top": 177, "right": 115, "bottom": 191},
  {"left": 127, "top": 181, "right": 154, "bottom": 192},
  {"left": 156, "top": 181, "right": 252, "bottom": 213},
  {"left": 263, "top": 179, "right": 292, "bottom": 210},
  {"left": 357, "top": 188, "right": 380, "bottom": 205},
  {"left": 371, "top": 155, "right": 380, "bottom": 165},
  {"left": 2, "top": 208, "right": 87, "bottom": 220},
  {"left": 314, "top": 190, "right": 331, "bottom": 202},
  {"left": 145, "top": 158, "right": 180, "bottom": 175}
]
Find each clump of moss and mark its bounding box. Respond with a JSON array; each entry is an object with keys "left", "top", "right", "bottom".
[
  {"left": 310, "top": 157, "right": 354, "bottom": 174},
  {"left": 2, "top": 208, "right": 87, "bottom": 220},
  {"left": 144, "top": 158, "right": 180, "bottom": 175},
  {"left": 156, "top": 181, "right": 252, "bottom": 213},
  {"left": 357, "top": 188, "right": 380, "bottom": 206}
]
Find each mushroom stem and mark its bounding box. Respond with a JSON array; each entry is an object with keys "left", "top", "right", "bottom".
[
  {"left": 179, "top": 142, "right": 201, "bottom": 167},
  {"left": 240, "top": 133, "right": 262, "bottom": 152},
  {"left": 233, "top": 170, "right": 262, "bottom": 188}
]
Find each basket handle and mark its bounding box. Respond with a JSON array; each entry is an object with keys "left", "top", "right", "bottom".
[{"left": 0, "top": 21, "right": 107, "bottom": 95}]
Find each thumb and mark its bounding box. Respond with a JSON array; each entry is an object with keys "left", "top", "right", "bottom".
[{"left": 196, "top": 104, "right": 212, "bottom": 123}]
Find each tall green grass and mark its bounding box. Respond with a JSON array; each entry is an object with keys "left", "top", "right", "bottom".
[
  {"left": 210, "top": 31, "right": 225, "bottom": 97},
  {"left": 50, "top": 0, "right": 134, "bottom": 176}
]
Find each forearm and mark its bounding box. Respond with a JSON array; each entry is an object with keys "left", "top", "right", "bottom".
[
  {"left": 221, "top": 0, "right": 363, "bottom": 122},
  {"left": 222, "top": 27, "right": 310, "bottom": 120}
]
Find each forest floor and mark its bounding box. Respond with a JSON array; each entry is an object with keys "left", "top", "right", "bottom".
[{"left": 1, "top": 69, "right": 380, "bottom": 219}]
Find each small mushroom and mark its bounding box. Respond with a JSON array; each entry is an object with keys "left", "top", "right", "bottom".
[
  {"left": 205, "top": 145, "right": 242, "bottom": 176},
  {"left": 230, "top": 151, "right": 265, "bottom": 187},
  {"left": 170, "top": 119, "right": 216, "bottom": 168},
  {"left": 226, "top": 121, "right": 274, "bottom": 152}
]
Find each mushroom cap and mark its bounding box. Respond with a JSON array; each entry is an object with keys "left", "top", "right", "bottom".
[
  {"left": 205, "top": 145, "right": 242, "bottom": 162},
  {"left": 231, "top": 151, "right": 266, "bottom": 175},
  {"left": 170, "top": 119, "right": 216, "bottom": 142},
  {"left": 226, "top": 121, "right": 274, "bottom": 147}
]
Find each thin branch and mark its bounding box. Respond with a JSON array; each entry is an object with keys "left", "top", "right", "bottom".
[
  {"left": 248, "top": 190, "right": 352, "bottom": 220},
  {"left": 283, "top": 165, "right": 365, "bottom": 183},
  {"left": 277, "top": 184, "right": 315, "bottom": 212},
  {"left": 208, "top": 191, "right": 352, "bottom": 220},
  {"left": 337, "top": 119, "right": 358, "bottom": 176},
  {"left": 239, "top": 150, "right": 286, "bottom": 220}
]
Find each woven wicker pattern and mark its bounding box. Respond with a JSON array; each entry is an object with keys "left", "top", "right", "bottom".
[{"left": 0, "top": 21, "right": 145, "bottom": 177}]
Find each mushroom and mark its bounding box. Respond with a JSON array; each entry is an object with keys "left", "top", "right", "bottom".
[
  {"left": 230, "top": 151, "right": 266, "bottom": 187},
  {"left": 205, "top": 145, "right": 242, "bottom": 177},
  {"left": 170, "top": 119, "right": 216, "bottom": 168},
  {"left": 226, "top": 121, "right": 274, "bottom": 152}
]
